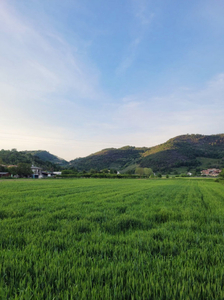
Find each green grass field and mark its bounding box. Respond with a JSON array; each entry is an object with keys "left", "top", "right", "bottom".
[{"left": 1, "top": 178, "right": 224, "bottom": 299}]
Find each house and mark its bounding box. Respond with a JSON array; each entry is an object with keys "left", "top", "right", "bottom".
[
  {"left": 201, "top": 168, "right": 221, "bottom": 177},
  {"left": 31, "top": 165, "right": 42, "bottom": 178},
  {"left": 41, "top": 171, "right": 56, "bottom": 178},
  {"left": 0, "top": 172, "right": 10, "bottom": 178}
]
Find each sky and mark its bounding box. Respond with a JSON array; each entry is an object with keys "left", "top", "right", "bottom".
[{"left": 0, "top": 0, "right": 224, "bottom": 161}]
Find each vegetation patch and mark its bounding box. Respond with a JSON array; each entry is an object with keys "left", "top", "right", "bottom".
[{"left": 1, "top": 178, "right": 224, "bottom": 299}]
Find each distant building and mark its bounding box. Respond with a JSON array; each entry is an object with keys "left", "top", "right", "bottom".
[
  {"left": 0, "top": 172, "right": 10, "bottom": 178},
  {"left": 31, "top": 165, "right": 42, "bottom": 178},
  {"left": 201, "top": 168, "right": 221, "bottom": 177},
  {"left": 53, "top": 171, "right": 62, "bottom": 176},
  {"left": 41, "top": 171, "right": 56, "bottom": 178}
]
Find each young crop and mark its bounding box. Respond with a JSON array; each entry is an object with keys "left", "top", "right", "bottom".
[{"left": 0, "top": 178, "right": 224, "bottom": 299}]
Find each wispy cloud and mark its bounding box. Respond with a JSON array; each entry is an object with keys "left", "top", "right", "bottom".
[
  {"left": 108, "top": 73, "right": 224, "bottom": 146},
  {"left": 0, "top": 1, "right": 223, "bottom": 160},
  {"left": 0, "top": 1, "right": 104, "bottom": 99},
  {"left": 132, "top": 0, "right": 154, "bottom": 26},
  {"left": 115, "top": 38, "right": 141, "bottom": 74},
  {"left": 0, "top": 1, "right": 109, "bottom": 158},
  {"left": 116, "top": 0, "right": 154, "bottom": 75}
]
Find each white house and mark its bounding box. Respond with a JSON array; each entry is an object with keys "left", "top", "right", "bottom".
[{"left": 31, "top": 165, "right": 42, "bottom": 178}]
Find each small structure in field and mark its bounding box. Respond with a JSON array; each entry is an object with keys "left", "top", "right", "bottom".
[
  {"left": 53, "top": 171, "right": 62, "bottom": 176},
  {"left": 0, "top": 172, "right": 10, "bottom": 178},
  {"left": 201, "top": 168, "right": 221, "bottom": 177},
  {"left": 31, "top": 165, "right": 42, "bottom": 178},
  {"left": 41, "top": 171, "right": 56, "bottom": 178}
]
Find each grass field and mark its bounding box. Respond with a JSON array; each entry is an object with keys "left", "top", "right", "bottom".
[{"left": 1, "top": 178, "right": 224, "bottom": 299}]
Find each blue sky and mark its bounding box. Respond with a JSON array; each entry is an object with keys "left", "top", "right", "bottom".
[{"left": 0, "top": 0, "right": 224, "bottom": 160}]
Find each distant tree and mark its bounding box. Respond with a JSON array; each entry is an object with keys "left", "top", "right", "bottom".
[
  {"left": 157, "top": 173, "right": 162, "bottom": 178},
  {"left": 125, "top": 169, "right": 135, "bottom": 175},
  {"left": 110, "top": 169, "right": 117, "bottom": 174},
  {"left": 62, "top": 170, "right": 74, "bottom": 175},
  {"left": 135, "top": 167, "right": 144, "bottom": 177},
  {"left": 0, "top": 165, "right": 7, "bottom": 172},
  {"left": 69, "top": 167, "right": 78, "bottom": 173},
  {"left": 166, "top": 174, "right": 169, "bottom": 178},
  {"left": 219, "top": 169, "right": 224, "bottom": 179},
  {"left": 17, "top": 163, "right": 32, "bottom": 177},
  {"left": 143, "top": 168, "right": 153, "bottom": 177},
  {"left": 8, "top": 166, "right": 18, "bottom": 176},
  {"left": 102, "top": 169, "right": 108, "bottom": 173}
]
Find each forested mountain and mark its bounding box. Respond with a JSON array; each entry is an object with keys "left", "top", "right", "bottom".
[
  {"left": 23, "top": 150, "right": 68, "bottom": 166},
  {"left": 69, "top": 146, "right": 146, "bottom": 172},
  {"left": 1, "top": 134, "right": 224, "bottom": 173},
  {"left": 0, "top": 149, "right": 66, "bottom": 171},
  {"left": 70, "top": 134, "right": 224, "bottom": 173}
]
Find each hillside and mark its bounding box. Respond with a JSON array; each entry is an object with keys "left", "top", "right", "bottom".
[
  {"left": 0, "top": 149, "right": 65, "bottom": 171},
  {"left": 70, "top": 146, "right": 147, "bottom": 171},
  {"left": 70, "top": 134, "right": 224, "bottom": 172},
  {"left": 1, "top": 134, "right": 224, "bottom": 173},
  {"left": 23, "top": 150, "right": 68, "bottom": 166}
]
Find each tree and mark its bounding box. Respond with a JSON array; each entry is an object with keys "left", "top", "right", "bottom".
[
  {"left": 219, "top": 169, "right": 224, "bottom": 179},
  {"left": 0, "top": 165, "right": 7, "bottom": 172},
  {"left": 17, "top": 163, "right": 32, "bottom": 177},
  {"left": 143, "top": 168, "right": 153, "bottom": 177},
  {"left": 135, "top": 167, "right": 144, "bottom": 177},
  {"left": 110, "top": 169, "right": 117, "bottom": 174},
  {"left": 62, "top": 170, "right": 75, "bottom": 175},
  {"left": 8, "top": 166, "right": 18, "bottom": 176}
]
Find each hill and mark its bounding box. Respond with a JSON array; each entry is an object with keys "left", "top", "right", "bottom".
[
  {"left": 70, "top": 134, "right": 224, "bottom": 173},
  {"left": 0, "top": 149, "right": 67, "bottom": 171},
  {"left": 70, "top": 146, "right": 147, "bottom": 172},
  {"left": 1, "top": 134, "right": 224, "bottom": 174},
  {"left": 23, "top": 150, "right": 68, "bottom": 166}
]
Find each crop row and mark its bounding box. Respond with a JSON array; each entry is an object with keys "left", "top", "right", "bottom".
[{"left": 1, "top": 178, "right": 224, "bottom": 299}]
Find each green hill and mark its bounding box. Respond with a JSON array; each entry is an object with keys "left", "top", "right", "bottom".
[
  {"left": 70, "top": 134, "right": 224, "bottom": 173},
  {"left": 1, "top": 134, "right": 224, "bottom": 174},
  {"left": 70, "top": 146, "right": 147, "bottom": 171},
  {"left": 0, "top": 149, "right": 67, "bottom": 171},
  {"left": 23, "top": 150, "right": 68, "bottom": 166}
]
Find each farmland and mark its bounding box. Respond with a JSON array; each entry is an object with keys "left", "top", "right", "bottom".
[{"left": 1, "top": 178, "right": 224, "bottom": 299}]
